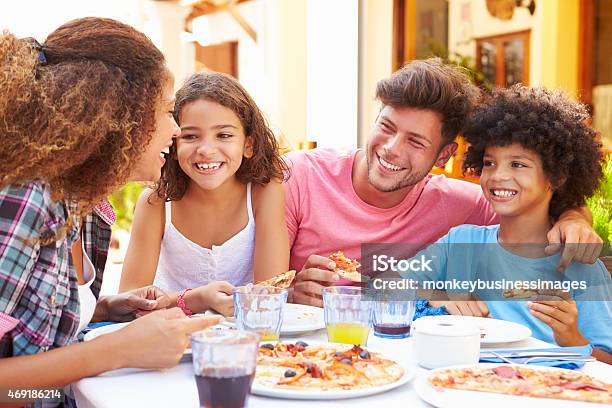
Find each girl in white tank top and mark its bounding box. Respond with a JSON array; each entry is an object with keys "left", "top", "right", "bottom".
[
  {"left": 153, "top": 183, "right": 255, "bottom": 292},
  {"left": 120, "top": 72, "right": 290, "bottom": 316}
]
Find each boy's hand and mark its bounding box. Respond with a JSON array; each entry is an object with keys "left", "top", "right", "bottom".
[
  {"left": 428, "top": 300, "right": 490, "bottom": 317},
  {"left": 528, "top": 290, "right": 589, "bottom": 347},
  {"left": 546, "top": 215, "right": 602, "bottom": 271}
]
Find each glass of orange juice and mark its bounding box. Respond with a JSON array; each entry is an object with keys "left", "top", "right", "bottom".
[
  {"left": 323, "top": 286, "right": 373, "bottom": 345},
  {"left": 234, "top": 286, "right": 288, "bottom": 341}
]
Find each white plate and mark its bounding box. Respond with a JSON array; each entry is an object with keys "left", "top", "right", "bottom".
[
  {"left": 251, "top": 343, "right": 414, "bottom": 400},
  {"left": 415, "top": 363, "right": 608, "bottom": 408},
  {"left": 205, "top": 304, "right": 325, "bottom": 336},
  {"left": 83, "top": 317, "right": 231, "bottom": 355},
  {"left": 435, "top": 315, "right": 531, "bottom": 344},
  {"left": 280, "top": 303, "right": 325, "bottom": 335},
  {"left": 83, "top": 322, "right": 129, "bottom": 342}
]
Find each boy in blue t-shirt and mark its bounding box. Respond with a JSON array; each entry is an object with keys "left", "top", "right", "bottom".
[{"left": 408, "top": 85, "right": 611, "bottom": 363}]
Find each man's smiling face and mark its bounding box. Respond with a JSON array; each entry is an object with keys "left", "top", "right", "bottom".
[{"left": 365, "top": 105, "right": 450, "bottom": 192}]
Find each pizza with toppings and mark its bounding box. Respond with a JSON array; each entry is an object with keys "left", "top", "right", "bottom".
[
  {"left": 328, "top": 251, "right": 364, "bottom": 282},
  {"left": 428, "top": 364, "right": 612, "bottom": 404},
  {"left": 256, "top": 270, "right": 296, "bottom": 289},
  {"left": 255, "top": 342, "right": 404, "bottom": 390}
]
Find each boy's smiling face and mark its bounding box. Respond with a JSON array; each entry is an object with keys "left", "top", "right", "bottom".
[{"left": 480, "top": 144, "right": 553, "bottom": 218}]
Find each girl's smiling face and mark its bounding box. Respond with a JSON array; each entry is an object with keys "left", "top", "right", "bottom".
[
  {"left": 176, "top": 99, "right": 253, "bottom": 191},
  {"left": 480, "top": 143, "right": 554, "bottom": 218}
]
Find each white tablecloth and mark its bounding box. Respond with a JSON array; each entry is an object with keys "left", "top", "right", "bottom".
[{"left": 72, "top": 329, "right": 612, "bottom": 408}]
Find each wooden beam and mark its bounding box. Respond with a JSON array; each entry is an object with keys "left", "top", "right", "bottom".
[
  {"left": 224, "top": 1, "right": 257, "bottom": 42},
  {"left": 183, "top": 0, "right": 256, "bottom": 43}
]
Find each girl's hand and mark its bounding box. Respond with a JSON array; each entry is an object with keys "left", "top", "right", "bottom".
[
  {"left": 111, "top": 308, "right": 223, "bottom": 369},
  {"left": 199, "top": 281, "right": 235, "bottom": 317},
  {"left": 528, "top": 290, "right": 589, "bottom": 347},
  {"left": 102, "top": 286, "right": 172, "bottom": 322}
]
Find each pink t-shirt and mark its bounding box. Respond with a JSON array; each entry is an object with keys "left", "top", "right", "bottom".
[{"left": 284, "top": 148, "right": 499, "bottom": 271}]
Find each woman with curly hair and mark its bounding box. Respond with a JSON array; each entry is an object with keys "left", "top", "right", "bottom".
[
  {"left": 119, "top": 72, "right": 290, "bottom": 317},
  {"left": 0, "top": 18, "right": 222, "bottom": 389},
  {"left": 404, "top": 85, "right": 611, "bottom": 363}
]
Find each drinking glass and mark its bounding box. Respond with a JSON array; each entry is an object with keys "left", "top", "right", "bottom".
[
  {"left": 234, "top": 285, "right": 288, "bottom": 341},
  {"left": 322, "top": 286, "right": 373, "bottom": 345},
  {"left": 191, "top": 330, "right": 259, "bottom": 408},
  {"left": 373, "top": 300, "right": 415, "bottom": 339}
]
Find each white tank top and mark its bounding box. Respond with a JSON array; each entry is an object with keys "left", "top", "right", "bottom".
[
  {"left": 77, "top": 241, "right": 96, "bottom": 332},
  {"left": 153, "top": 183, "right": 255, "bottom": 292}
]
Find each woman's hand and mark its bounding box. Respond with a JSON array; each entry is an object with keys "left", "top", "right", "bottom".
[
  {"left": 109, "top": 308, "right": 223, "bottom": 369},
  {"left": 99, "top": 285, "right": 172, "bottom": 322},
  {"left": 197, "top": 281, "right": 235, "bottom": 316},
  {"left": 528, "top": 290, "right": 589, "bottom": 347}
]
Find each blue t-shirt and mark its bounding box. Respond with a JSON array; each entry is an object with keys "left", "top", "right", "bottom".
[{"left": 403, "top": 224, "right": 612, "bottom": 352}]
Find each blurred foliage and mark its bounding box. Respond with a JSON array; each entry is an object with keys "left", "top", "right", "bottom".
[
  {"left": 426, "top": 41, "right": 494, "bottom": 90},
  {"left": 108, "top": 182, "right": 145, "bottom": 232},
  {"left": 586, "top": 155, "right": 612, "bottom": 256}
]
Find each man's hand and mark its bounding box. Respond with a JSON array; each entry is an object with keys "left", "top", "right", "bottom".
[
  {"left": 546, "top": 209, "right": 603, "bottom": 271},
  {"left": 428, "top": 300, "right": 490, "bottom": 317},
  {"left": 528, "top": 290, "right": 589, "bottom": 347},
  {"left": 291, "top": 255, "right": 340, "bottom": 307},
  {"left": 103, "top": 285, "right": 172, "bottom": 322}
]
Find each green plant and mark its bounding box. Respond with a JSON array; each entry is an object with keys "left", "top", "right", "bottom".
[
  {"left": 425, "top": 41, "right": 494, "bottom": 90},
  {"left": 586, "top": 155, "right": 612, "bottom": 256},
  {"left": 108, "top": 182, "right": 145, "bottom": 232}
]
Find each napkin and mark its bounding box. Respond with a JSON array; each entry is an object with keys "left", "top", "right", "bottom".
[{"left": 479, "top": 344, "right": 593, "bottom": 369}]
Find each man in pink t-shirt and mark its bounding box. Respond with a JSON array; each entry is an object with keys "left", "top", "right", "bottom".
[{"left": 285, "top": 58, "right": 601, "bottom": 309}]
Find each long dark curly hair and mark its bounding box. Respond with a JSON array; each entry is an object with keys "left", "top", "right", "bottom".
[
  {"left": 156, "top": 72, "right": 289, "bottom": 201},
  {"left": 0, "top": 17, "right": 167, "bottom": 217},
  {"left": 462, "top": 85, "right": 604, "bottom": 220}
]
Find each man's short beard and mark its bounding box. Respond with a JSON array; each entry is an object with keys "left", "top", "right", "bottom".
[
  {"left": 367, "top": 167, "right": 430, "bottom": 192},
  {"left": 366, "top": 151, "right": 434, "bottom": 192}
]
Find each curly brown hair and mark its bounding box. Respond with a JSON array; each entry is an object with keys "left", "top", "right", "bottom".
[
  {"left": 0, "top": 17, "right": 167, "bottom": 216},
  {"left": 375, "top": 57, "right": 481, "bottom": 146},
  {"left": 156, "top": 71, "right": 289, "bottom": 201},
  {"left": 462, "top": 85, "right": 604, "bottom": 220}
]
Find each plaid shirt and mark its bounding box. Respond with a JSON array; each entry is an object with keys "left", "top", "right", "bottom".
[{"left": 0, "top": 182, "right": 112, "bottom": 357}]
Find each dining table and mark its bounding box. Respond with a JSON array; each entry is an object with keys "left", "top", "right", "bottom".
[{"left": 71, "top": 325, "right": 612, "bottom": 408}]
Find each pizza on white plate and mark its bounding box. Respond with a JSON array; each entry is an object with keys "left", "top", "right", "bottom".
[
  {"left": 256, "top": 342, "right": 404, "bottom": 391},
  {"left": 428, "top": 364, "right": 612, "bottom": 404}
]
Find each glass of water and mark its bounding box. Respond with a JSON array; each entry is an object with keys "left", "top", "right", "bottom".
[{"left": 234, "top": 285, "right": 288, "bottom": 341}]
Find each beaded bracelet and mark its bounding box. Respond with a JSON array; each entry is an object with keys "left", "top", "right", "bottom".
[{"left": 177, "top": 288, "right": 193, "bottom": 316}]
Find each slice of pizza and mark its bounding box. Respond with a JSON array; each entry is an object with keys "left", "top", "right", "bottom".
[
  {"left": 329, "top": 251, "right": 364, "bottom": 282},
  {"left": 255, "top": 270, "right": 296, "bottom": 289},
  {"left": 503, "top": 288, "right": 539, "bottom": 299}
]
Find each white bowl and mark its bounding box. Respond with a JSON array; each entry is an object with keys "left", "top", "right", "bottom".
[{"left": 412, "top": 315, "right": 481, "bottom": 369}]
